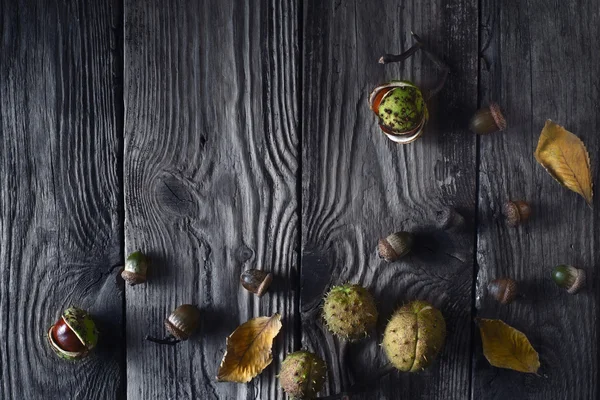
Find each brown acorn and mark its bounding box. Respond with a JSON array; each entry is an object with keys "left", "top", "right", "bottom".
[
  {"left": 469, "top": 103, "right": 506, "bottom": 134},
  {"left": 504, "top": 201, "right": 531, "bottom": 227},
  {"left": 165, "top": 304, "right": 201, "bottom": 340},
  {"left": 552, "top": 265, "right": 586, "bottom": 294},
  {"left": 487, "top": 278, "right": 518, "bottom": 304},
  {"left": 378, "top": 232, "right": 413, "bottom": 262},
  {"left": 240, "top": 269, "right": 272, "bottom": 297},
  {"left": 435, "top": 207, "right": 465, "bottom": 233},
  {"left": 146, "top": 304, "right": 200, "bottom": 345}
]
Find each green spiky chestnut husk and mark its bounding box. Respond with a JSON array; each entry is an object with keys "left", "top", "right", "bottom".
[
  {"left": 369, "top": 81, "right": 429, "bottom": 144},
  {"left": 382, "top": 300, "right": 445, "bottom": 372},
  {"left": 48, "top": 307, "right": 99, "bottom": 360},
  {"left": 322, "top": 284, "right": 378, "bottom": 341},
  {"left": 279, "top": 351, "right": 327, "bottom": 399}
]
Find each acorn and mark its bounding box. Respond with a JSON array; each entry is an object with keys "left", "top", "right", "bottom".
[
  {"left": 146, "top": 304, "right": 200, "bottom": 345},
  {"left": 552, "top": 265, "right": 585, "bottom": 294},
  {"left": 240, "top": 269, "right": 272, "bottom": 297},
  {"left": 487, "top": 278, "right": 518, "bottom": 304},
  {"left": 378, "top": 232, "right": 413, "bottom": 262},
  {"left": 279, "top": 351, "right": 327, "bottom": 399},
  {"left": 504, "top": 200, "right": 531, "bottom": 227},
  {"left": 121, "top": 250, "right": 148, "bottom": 286},
  {"left": 469, "top": 103, "right": 506, "bottom": 134},
  {"left": 48, "top": 307, "right": 98, "bottom": 360},
  {"left": 435, "top": 207, "right": 465, "bottom": 233}
]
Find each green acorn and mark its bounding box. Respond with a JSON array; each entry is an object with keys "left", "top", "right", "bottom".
[
  {"left": 48, "top": 307, "right": 98, "bottom": 360},
  {"left": 322, "top": 284, "right": 378, "bottom": 341},
  {"left": 121, "top": 250, "right": 149, "bottom": 286},
  {"left": 552, "top": 265, "right": 586, "bottom": 294},
  {"left": 382, "top": 300, "right": 446, "bottom": 372},
  {"left": 279, "top": 351, "right": 327, "bottom": 399}
]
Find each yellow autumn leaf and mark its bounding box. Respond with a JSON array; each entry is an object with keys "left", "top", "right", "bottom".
[
  {"left": 217, "top": 314, "right": 282, "bottom": 383},
  {"left": 477, "top": 318, "right": 540, "bottom": 374},
  {"left": 534, "top": 120, "right": 593, "bottom": 207}
]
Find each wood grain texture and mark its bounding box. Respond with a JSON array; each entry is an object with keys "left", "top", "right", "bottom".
[
  {"left": 0, "top": 1, "right": 124, "bottom": 399},
  {"left": 301, "top": 0, "right": 478, "bottom": 398},
  {"left": 474, "top": 0, "right": 599, "bottom": 398},
  {"left": 123, "top": 0, "right": 298, "bottom": 398}
]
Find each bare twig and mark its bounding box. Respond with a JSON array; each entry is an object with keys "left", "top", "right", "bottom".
[
  {"left": 379, "top": 31, "right": 450, "bottom": 99},
  {"left": 145, "top": 334, "right": 181, "bottom": 345}
]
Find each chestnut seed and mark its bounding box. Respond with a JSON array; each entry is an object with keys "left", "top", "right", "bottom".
[
  {"left": 240, "top": 269, "right": 273, "bottom": 297},
  {"left": 469, "top": 103, "right": 506, "bottom": 135},
  {"left": 488, "top": 278, "right": 518, "bottom": 304},
  {"left": 51, "top": 318, "right": 86, "bottom": 353},
  {"left": 47, "top": 307, "right": 98, "bottom": 360}
]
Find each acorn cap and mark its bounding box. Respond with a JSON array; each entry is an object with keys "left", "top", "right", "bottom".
[
  {"left": 552, "top": 265, "right": 585, "bottom": 294},
  {"left": 48, "top": 307, "right": 98, "bottom": 360},
  {"left": 489, "top": 103, "right": 507, "bottom": 130},
  {"left": 378, "top": 232, "right": 413, "bottom": 262},
  {"left": 165, "top": 304, "right": 201, "bottom": 341}
]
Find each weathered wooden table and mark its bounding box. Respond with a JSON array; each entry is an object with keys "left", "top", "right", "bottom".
[{"left": 1, "top": 0, "right": 597, "bottom": 399}]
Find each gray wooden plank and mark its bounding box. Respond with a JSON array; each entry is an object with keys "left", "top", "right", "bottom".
[
  {"left": 474, "top": 1, "right": 599, "bottom": 399},
  {"left": 0, "top": 1, "right": 124, "bottom": 399},
  {"left": 123, "top": 0, "right": 298, "bottom": 398},
  {"left": 301, "top": 0, "right": 478, "bottom": 398}
]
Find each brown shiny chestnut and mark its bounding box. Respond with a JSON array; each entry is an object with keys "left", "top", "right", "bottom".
[{"left": 51, "top": 318, "right": 86, "bottom": 353}]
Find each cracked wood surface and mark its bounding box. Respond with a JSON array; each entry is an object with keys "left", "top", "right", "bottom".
[
  {"left": 301, "top": 1, "right": 478, "bottom": 398},
  {"left": 123, "top": 0, "right": 298, "bottom": 399},
  {"left": 0, "top": 1, "right": 124, "bottom": 399},
  {"left": 473, "top": 0, "right": 599, "bottom": 398}
]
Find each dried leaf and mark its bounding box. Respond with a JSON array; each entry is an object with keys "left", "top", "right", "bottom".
[
  {"left": 534, "top": 120, "right": 593, "bottom": 207},
  {"left": 217, "top": 314, "right": 282, "bottom": 383},
  {"left": 477, "top": 318, "right": 540, "bottom": 374}
]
